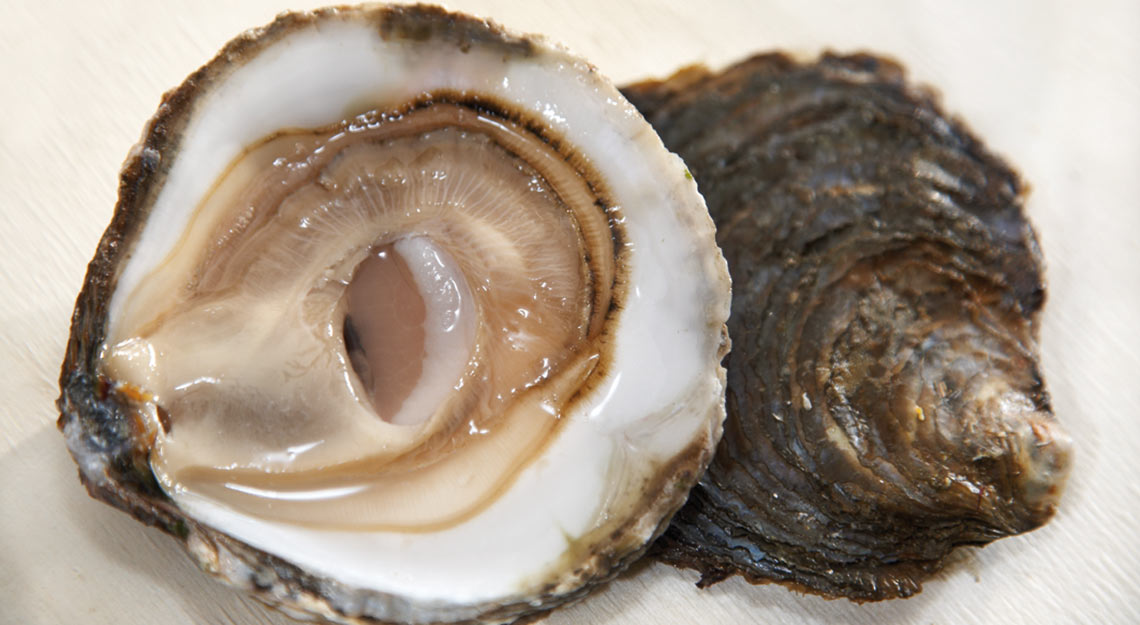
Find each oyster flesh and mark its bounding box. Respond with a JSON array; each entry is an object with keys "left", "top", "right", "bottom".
[
  {"left": 57, "top": 6, "right": 730, "bottom": 624},
  {"left": 623, "top": 53, "right": 1072, "bottom": 600}
]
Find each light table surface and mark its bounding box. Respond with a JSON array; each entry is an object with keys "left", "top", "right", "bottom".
[{"left": 2, "top": 2, "right": 1137, "bottom": 624}]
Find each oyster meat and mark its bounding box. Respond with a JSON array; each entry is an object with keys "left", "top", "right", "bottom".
[
  {"left": 623, "top": 53, "right": 1072, "bottom": 600},
  {"left": 57, "top": 6, "right": 730, "bottom": 624}
]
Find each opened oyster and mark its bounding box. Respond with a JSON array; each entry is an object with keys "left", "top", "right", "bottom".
[
  {"left": 57, "top": 5, "right": 730, "bottom": 624},
  {"left": 623, "top": 53, "right": 1071, "bottom": 600}
]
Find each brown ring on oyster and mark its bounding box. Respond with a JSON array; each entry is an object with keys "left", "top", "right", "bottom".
[
  {"left": 623, "top": 52, "right": 1071, "bottom": 601},
  {"left": 57, "top": 5, "right": 730, "bottom": 624}
]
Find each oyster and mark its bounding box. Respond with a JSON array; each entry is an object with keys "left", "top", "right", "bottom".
[
  {"left": 57, "top": 5, "right": 730, "bottom": 624},
  {"left": 623, "top": 53, "right": 1072, "bottom": 600}
]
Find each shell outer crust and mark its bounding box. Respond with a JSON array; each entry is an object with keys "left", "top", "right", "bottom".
[{"left": 622, "top": 52, "right": 1071, "bottom": 601}]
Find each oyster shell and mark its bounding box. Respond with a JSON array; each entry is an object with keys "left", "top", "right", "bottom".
[
  {"left": 623, "top": 53, "right": 1072, "bottom": 600},
  {"left": 57, "top": 5, "right": 730, "bottom": 624}
]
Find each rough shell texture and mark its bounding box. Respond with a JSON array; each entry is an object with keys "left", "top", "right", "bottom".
[
  {"left": 57, "top": 5, "right": 729, "bottom": 624},
  {"left": 623, "top": 52, "right": 1071, "bottom": 601}
]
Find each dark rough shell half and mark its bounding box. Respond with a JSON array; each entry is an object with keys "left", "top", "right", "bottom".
[{"left": 623, "top": 52, "right": 1072, "bottom": 601}]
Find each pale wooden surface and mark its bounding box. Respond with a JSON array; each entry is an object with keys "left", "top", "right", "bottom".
[{"left": 2, "top": 1, "right": 1138, "bottom": 623}]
